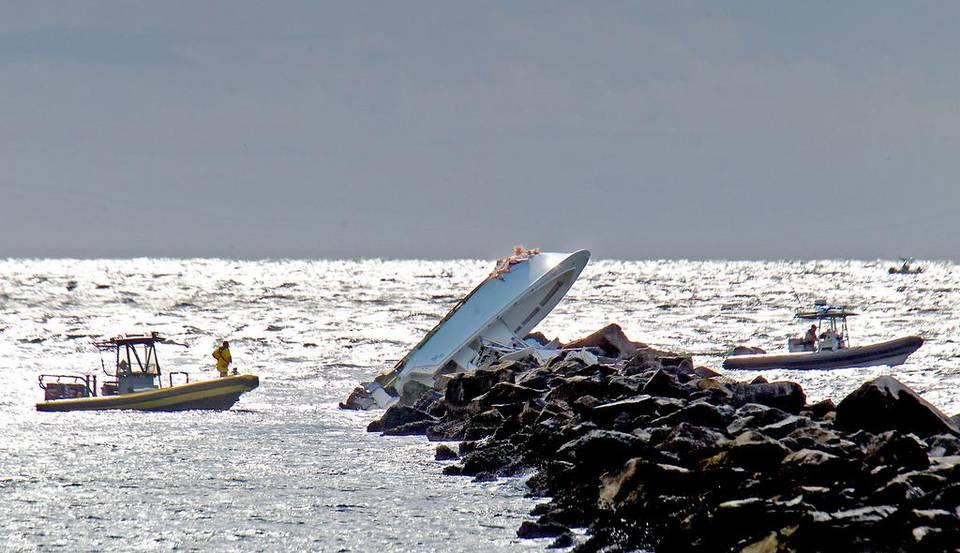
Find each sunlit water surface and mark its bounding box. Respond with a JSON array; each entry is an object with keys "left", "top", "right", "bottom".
[{"left": 1, "top": 258, "right": 958, "bottom": 552}]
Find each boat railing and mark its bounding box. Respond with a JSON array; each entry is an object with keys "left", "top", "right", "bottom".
[
  {"left": 167, "top": 371, "right": 190, "bottom": 387},
  {"left": 38, "top": 374, "right": 97, "bottom": 400}
]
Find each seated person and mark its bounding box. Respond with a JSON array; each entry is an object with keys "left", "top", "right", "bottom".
[{"left": 804, "top": 324, "right": 818, "bottom": 345}]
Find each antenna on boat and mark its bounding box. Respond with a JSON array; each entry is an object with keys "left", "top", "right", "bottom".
[{"left": 790, "top": 287, "right": 804, "bottom": 310}]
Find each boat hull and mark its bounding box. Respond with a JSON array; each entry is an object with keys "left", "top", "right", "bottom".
[
  {"left": 36, "top": 375, "right": 259, "bottom": 412},
  {"left": 722, "top": 336, "right": 923, "bottom": 371}
]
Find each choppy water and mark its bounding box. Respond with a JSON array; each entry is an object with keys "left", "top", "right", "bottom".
[{"left": 1, "top": 258, "right": 958, "bottom": 552}]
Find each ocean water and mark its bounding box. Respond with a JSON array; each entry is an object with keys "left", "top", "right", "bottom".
[{"left": 1, "top": 257, "right": 958, "bottom": 552}]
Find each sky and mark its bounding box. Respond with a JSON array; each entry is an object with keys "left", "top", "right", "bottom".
[{"left": 1, "top": 1, "right": 958, "bottom": 260}]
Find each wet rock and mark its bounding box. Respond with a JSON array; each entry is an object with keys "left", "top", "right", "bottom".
[
  {"left": 462, "top": 409, "right": 505, "bottom": 440},
  {"left": 780, "top": 449, "right": 855, "bottom": 484},
  {"left": 704, "top": 431, "right": 790, "bottom": 471},
  {"left": 435, "top": 444, "right": 459, "bottom": 461},
  {"left": 694, "top": 365, "right": 722, "bottom": 378},
  {"left": 367, "top": 405, "right": 436, "bottom": 433},
  {"left": 425, "top": 418, "right": 467, "bottom": 441},
  {"left": 654, "top": 422, "right": 729, "bottom": 463},
  {"left": 470, "top": 382, "right": 541, "bottom": 409},
  {"left": 545, "top": 376, "right": 607, "bottom": 404},
  {"left": 758, "top": 415, "right": 814, "bottom": 439},
  {"left": 926, "top": 433, "right": 960, "bottom": 457},
  {"left": 591, "top": 395, "right": 659, "bottom": 422},
  {"left": 836, "top": 376, "right": 959, "bottom": 437},
  {"left": 864, "top": 431, "right": 929, "bottom": 470},
  {"left": 383, "top": 419, "right": 436, "bottom": 436},
  {"left": 399, "top": 379, "right": 433, "bottom": 406},
  {"left": 515, "top": 367, "right": 553, "bottom": 391},
  {"left": 557, "top": 430, "right": 647, "bottom": 472},
  {"left": 599, "top": 458, "right": 699, "bottom": 512},
  {"left": 649, "top": 400, "right": 731, "bottom": 430},
  {"left": 727, "top": 403, "right": 791, "bottom": 435},
  {"left": 517, "top": 520, "right": 569, "bottom": 539},
  {"left": 872, "top": 470, "right": 947, "bottom": 503},
  {"left": 729, "top": 381, "right": 806, "bottom": 413},
  {"left": 622, "top": 351, "right": 661, "bottom": 375},
  {"left": 547, "top": 532, "right": 576, "bottom": 549},
  {"left": 641, "top": 368, "right": 692, "bottom": 399},
  {"left": 445, "top": 368, "right": 513, "bottom": 407},
  {"left": 809, "top": 398, "right": 837, "bottom": 419}
]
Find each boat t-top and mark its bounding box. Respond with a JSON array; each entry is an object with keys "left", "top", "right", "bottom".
[
  {"left": 889, "top": 257, "right": 924, "bottom": 275},
  {"left": 37, "top": 332, "right": 259, "bottom": 412},
  {"left": 723, "top": 300, "right": 923, "bottom": 371}
]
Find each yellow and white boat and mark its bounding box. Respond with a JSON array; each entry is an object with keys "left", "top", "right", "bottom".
[{"left": 37, "top": 333, "right": 259, "bottom": 412}]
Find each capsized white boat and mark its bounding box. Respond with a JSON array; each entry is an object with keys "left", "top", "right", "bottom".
[
  {"left": 723, "top": 301, "right": 923, "bottom": 371},
  {"left": 365, "top": 249, "right": 591, "bottom": 408}
]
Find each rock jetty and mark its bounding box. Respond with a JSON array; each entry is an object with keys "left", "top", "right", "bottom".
[{"left": 363, "top": 326, "right": 960, "bottom": 552}]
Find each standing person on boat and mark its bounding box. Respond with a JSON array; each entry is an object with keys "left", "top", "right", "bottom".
[
  {"left": 212, "top": 341, "right": 232, "bottom": 377},
  {"left": 804, "top": 324, "right": 818, "bottom": 348}
]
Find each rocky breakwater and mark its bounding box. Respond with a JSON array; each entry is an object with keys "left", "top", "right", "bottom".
[{"left": 364, "top": 326, "right": 960, "bottom": 552}]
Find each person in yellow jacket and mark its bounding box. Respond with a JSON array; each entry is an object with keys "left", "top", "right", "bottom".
[{"left": 212, "top": 341, "right": 232, "bottom": 377}]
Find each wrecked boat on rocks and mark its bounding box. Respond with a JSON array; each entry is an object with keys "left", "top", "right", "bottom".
[{"left": 342, "top": 248, "right": 591, "bottom": 409}]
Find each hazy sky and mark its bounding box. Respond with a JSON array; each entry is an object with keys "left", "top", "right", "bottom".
[{"left": 1, "top": 2, "right": 958, "bottom": 260}]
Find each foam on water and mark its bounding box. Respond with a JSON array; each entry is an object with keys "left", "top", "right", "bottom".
[{"left": 1, "top": 258, "right": 958, "bottom": 551}]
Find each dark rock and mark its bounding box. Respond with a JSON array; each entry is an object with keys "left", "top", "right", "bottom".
[
  {"left": 872, "top": 470, "right": 947, "bottom": 503},
  {"left": 445, "top": 368, "right": 513, "bottom": 407},
  {"left": 547, "top": 532, "right": 576, "bottom": 549},
  {"left": 516, "top": 520, "right": 569, "bottom": 539},
  {"left": 654, "top": 422, "right": 729, "bottom": 462},
  {"left": 399, "top": 379, "right": 433, "bottom": 406},
  {"left": 758, "top": 415, "right": 814, "bottom": 439},
  {"left": 836, "top": 376, "right": 959, "bottom": 437},
  {"left": 649, "top": 401, "right": 731, "bottom": 430},
  {"left": 694, "top": 365, "right": 722, "bottom": 378},
  {"left": 471, "top": 382, "right": 542, "bottom": 409},
  {"left": 750, "top": 375, "right": 769, "bottom": 385},
  {"left": 435, "top": 444, "right": 459, "bottom": 461},
  {"left": 442, "top": 464, "right": 464, "bottom": 475},
  {"left": 545, "top": 376, "right": 608, "bottom": 405},
  {"left": 809, "top": 398, "right": 837, "bottom": 419},
  {"left": 727, "top": 403, "right": 791, "bottom": 435},
  {"left": 864, "top": 431, "right": 929, "bottom": 470},
  {"left": 704, "top": 431, "right": 790, "bottom": 471},
  {"left": 557, "top": 430, "right": 647, "bottom": 472},
  {"left": 462, "top": 409, "right": 506, "bottom": 440},
  {"left": 622, "top": 351, "right": 661, "bottom": 375},
  {"left": 641, "top": 368, "right": 692, "bottom": 399},
  {"left": 925, "top": 433, "right": 960, "bottom": 457},
  {"left": 598, "top": 458, "right": 700, "bottom": 512},
  {"left": 425, "top": 418, "right": 467, "bottom": 441},
  {"left": 461, "top": 441, "right": 519, "bottom": 476},
  {"left": 780, "top": 449, "right": 856, "bottom": 484},
  {"left": 515, "top": 367, "right": 553, "bottom": 391},
  {"left": 729, "top": 381, "right": 806, "bottom": 413},
  {"left": 591, "top": 395, "right": 658, "bottom": 422},
  {"left": 382, "top": 419, "right": 436, "bottom": 435},
  {"left": 367, "top": 405, "right": 436, "bottom": 433}
]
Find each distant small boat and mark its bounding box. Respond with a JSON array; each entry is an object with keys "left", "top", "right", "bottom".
[
  {"left": 888, "top": 257, "right": 924, "bottom": 274},
  {"left": 364, "top": 248, "right": 591, "bottom": 408},
  {"left": 723, "top": 301, "right": 923, "bottom": 371},
  {"left": 37, "top": 333, "right": 259, "bottom": 412}
]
